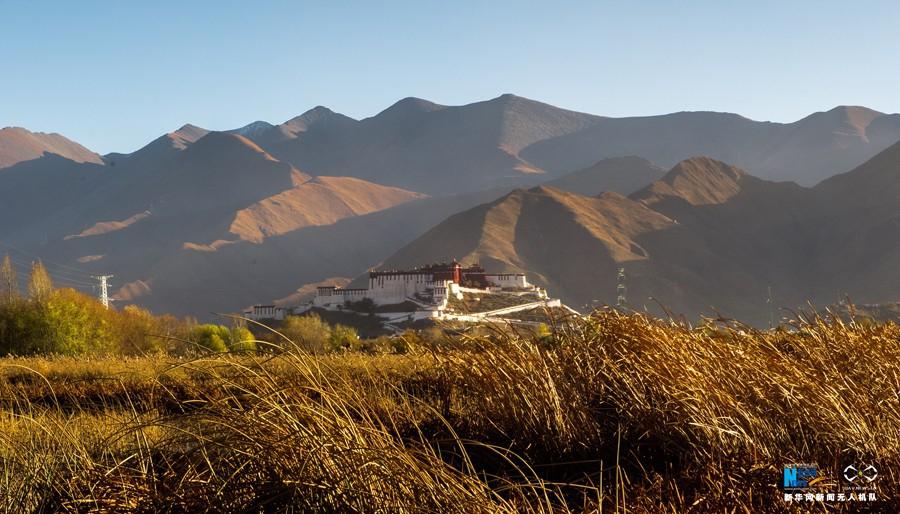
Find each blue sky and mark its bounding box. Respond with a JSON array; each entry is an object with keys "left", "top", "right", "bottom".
[{"left": 2, "top": 1, "right": 899, "bottom": 153}]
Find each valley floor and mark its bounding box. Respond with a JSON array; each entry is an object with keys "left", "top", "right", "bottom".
[{"left": 1, "top": 311, "right": 897, "bottom": 512}]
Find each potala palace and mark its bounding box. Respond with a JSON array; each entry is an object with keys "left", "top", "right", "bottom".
[{"left": 245, "top": 262, "right": 576, "bottom": 330}]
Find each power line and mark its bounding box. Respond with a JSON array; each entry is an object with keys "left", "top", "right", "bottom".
[
  {"left": 3, "top": 268, "right": 95, "bottom": 293},
  {"left": 1, "top": 255, "right": 96, "bottom": 287},
  {"left": 0, "top": 241, "right": 97, "bottom": 278},
  {"left": 0, "top": 255, "right": 108, "bottom": 296},
  {"left": 0, "top": 243, "right": 115, "bottom": 307},
  {"left": 2, "top": 253, "right": 96, "bottom": 284}
]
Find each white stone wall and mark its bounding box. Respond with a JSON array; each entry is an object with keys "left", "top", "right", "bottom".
[
  {"left": 367, "top": 272, "right": 437, "bottom": 304},
  {"left": 313, "top": 277, "right": 457, "bottom": 308},
  {"left": 485, "top": 273, "right": 529, "bottom": 288},
  {"left": 245, "top": 305, "right": 285, "bottom": 321},
  {"left": 313, "top": 287, "right": 369, "bottom": 307}
]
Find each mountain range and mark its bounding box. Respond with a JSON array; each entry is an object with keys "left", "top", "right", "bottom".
[
  {"left": 1, "top": 94, "right": 898, "bottom": 322},
  {"left": 199, "top": 96, "right": 900, "bottom": 193},
  {"left": 378, "top": 150, "right": 900, "bottom": 324}
]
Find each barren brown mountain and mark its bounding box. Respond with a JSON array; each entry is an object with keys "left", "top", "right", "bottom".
[
  {"left": 374, "top": 149, "right": 900, "bottom": 324},
  {"left": 3, "top": 97, "right": 900, "bottom": 319},
  {"left": 0, "top": 127, "right": 102, "bottom": 169},
  {"left": 544, "top": 156, "right": 665, "bottom": 196},
  {"left": 520, "top": 105, "right": 900, "bottom": 186},
  {"left": 250, "top": 94, "right": 601, "bottom": 195},
  {"left": 236, "top": 97, "right": 900, "bottom": 192},
  {"left": 98, "top": 187, "right": 509, "bottom": 315},
  {"left": 0, "top": 127, "right": 430, "bottom": 315}
]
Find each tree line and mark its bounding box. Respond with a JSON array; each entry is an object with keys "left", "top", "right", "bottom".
[
  {"left": 0, "top": 254, "right": 381, "bottom": 357},
  {"left": 0, "top": 254, "right": 252, "bottom": 356}
]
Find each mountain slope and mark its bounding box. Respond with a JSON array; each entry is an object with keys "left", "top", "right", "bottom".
[
  {"left": 0, "top": 127, "right": 431, "bottom": 316},
  {"left": 228, "top": 176, "right": 425, "bottom": 243},
  {"left": 4, "top": 97, "right": 900, "bottom": 320},
  {"left": 245, "top": 97, "right": 900, "bottom": 193},
  {"left": 373, "top": 151, "right": 900, "bottom": 325},
  {"left": 254, "top": 94, "right": 602, "bottom": 195},
  {"left": 0, "top": 127, "right": 102, "bottom": 169},
  {"left": 544, "top": 156, "right": 665, "bottom": 196},
  {"left": 247, "top": 107, "right": 360, "bottom": 170},
  {"left": 632, "top": 156, "right": 748, "bottom": 206},
  {"left": 803, "top": 140, "right": 900, "bottom": 302},
  {"left": 520, "top": 106, "right": 900, "bottom": 186},
  {"left": 377, "top": 185, "right": 679, "bottom": 306}
]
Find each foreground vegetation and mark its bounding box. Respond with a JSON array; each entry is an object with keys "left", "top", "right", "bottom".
[
  {"left": 0, "top": 255, "right": 368, "bottom": 356},
  {"left": 0, "top": 307, "right": 897, "bottom": 512}
]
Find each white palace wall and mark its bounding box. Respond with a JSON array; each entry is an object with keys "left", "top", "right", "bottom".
[
  {"left": 485, "top": 273, "right": 529, "bottom": 288},
  {"left": 314, "top": 275, "right": 461, "bottom": 308}
]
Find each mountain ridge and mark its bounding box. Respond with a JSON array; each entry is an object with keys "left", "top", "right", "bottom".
[
  {"left": 0, "top": 127, "right": 102, "bottom": 169},
  {"left": 372, "top": 145, "right": 900, "bottom": 325}
]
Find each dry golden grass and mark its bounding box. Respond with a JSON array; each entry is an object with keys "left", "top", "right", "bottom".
[{"left": 0, "top": 310, "right": 897, "bottom": 512}]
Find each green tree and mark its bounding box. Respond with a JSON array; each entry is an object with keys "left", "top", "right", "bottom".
[
  {"left": 281, "top": 314, "right": 331, "bottom": 353},
  {"left": 0, "top": 254, "right": 18, "bottom": 305},
  {"left": 44, "top": 288, "right": 115, "bottom": 354},
  {"left": 229, "top": 326, "right": 257, "bottom": 352},
  {"left": 0, "top": 300, "right": 49, "bottom": 355},
  {"left": 28, "top": 261, "right": 52, "bottom": 303},
  {"left": 189, "top": 324, "right": 257, "bottom": 353},
  {"left": 116, "top": 305, "right": 168, "bottom": 355},
  {"left": 191, "top": 324, "right": 230, "bottom": 353},
  {"left": 328, "top": 324, "right": 359, "bottom": 351}
]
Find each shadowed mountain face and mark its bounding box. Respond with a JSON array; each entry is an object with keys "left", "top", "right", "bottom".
[
  {"left": 233, "top": 98, "right": 900, "bottom": 192},
  {"left": 375, "top": 150, "right": 900, "bottom": 325},
  {"left": 243, "top": 95, "right": 601, "bottom": 195},
  {"left": 0, "top": 127, "right": 428, "bottom": 315},
  {"left": 544, "top": 156, "right": 665, "bottom": 196},
  {"left": 520, "top": 106, "right": 900, "bottom": 186}
]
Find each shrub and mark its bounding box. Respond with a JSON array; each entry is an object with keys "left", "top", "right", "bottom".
[
  {"left": 280, "top": 314, "right": 332, "bottom": 353},
  {"left": 115, "top": 305, "right": 169, "bottom": 355},
  {"left": 328, "top": 324, "right": 359, "bottom": 351},
  {"left": 229, "top": 326, "right": 257, "bottom": 352},
  {"left": 190, "top": 324, "right": 256, "bottom": 353},
  {"left": 191, "top": 324, "right": 230, "bottom": 353},
  {"left": 44, "top": 288, "right": 116, "bottom": 355}
]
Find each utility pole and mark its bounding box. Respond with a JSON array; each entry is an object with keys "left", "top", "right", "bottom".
[
  {"left": 93, "top": 274, "right": 113, "bottom": 308},
  {"left": 616, "top": 267, "right": 627, "bottom": 308}
]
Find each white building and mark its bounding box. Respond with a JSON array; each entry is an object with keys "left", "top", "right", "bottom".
[
  {"left": 313, "top": 262, "right": 531, "bottom": 309},
  {"left": 243, "top": 304, "right": 285, "bottom": 321}
]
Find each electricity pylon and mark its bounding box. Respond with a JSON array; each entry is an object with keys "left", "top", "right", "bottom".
[{"left": 93, "top": 274, "right": 113, "bottom": 308}]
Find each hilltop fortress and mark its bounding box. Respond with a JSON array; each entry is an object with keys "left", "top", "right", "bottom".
[
  {"left": 314, "top": 262, "right": 530, "bottom": 308},
  {"left": 246, "top": 262, "right": 575, "bottom": 330}
]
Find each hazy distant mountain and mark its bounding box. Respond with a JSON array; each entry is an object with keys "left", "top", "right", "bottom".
[
  {"left": 374, "top": 149, "right": 900, "bottom": 325},
  {"left": 521, "top": 106, "right": 900, "bottom": 186},
  {"left": 0, "top": 127, "right": 102, "bottom": 169},
  {"left": 543, "top": 156, "right": 665, "bottom": 196},
  {"left": 245, "top": 107, "right": 359, "bottom": 169},
  {"left": 803, "top": 140, "right": 900, "bottom": 303},
  {"left": 230, "top": 97, "right": 900, "bottom": 193},
  {"left": 246, "top": 94, "right": 601, "bottom": 195}
]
